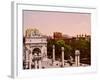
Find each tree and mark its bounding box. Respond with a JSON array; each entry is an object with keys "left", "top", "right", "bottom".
[
  {"left": 75, "top": 37, "right": 91, "bottom": 64},
  {"left": 47, "top": 39, "right": 56, "bottom": 59},
  {"left": 56, "top": 39, "right": 72, "bottom": 60},
  {"left": 56, "top": 39, "right": 65, "bottom": 47}
]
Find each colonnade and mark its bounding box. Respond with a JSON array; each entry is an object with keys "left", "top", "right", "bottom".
[{"left": 52, "top": 45, "right": 80, "bottom": 67}]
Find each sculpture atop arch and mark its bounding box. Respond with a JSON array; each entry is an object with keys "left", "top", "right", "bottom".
[{"left": 25, "top": 28, "right": 41, "bottom": 37}]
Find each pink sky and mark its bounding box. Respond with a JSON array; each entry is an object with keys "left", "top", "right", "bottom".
[{"left": 23, "top": 10, "right": 91, "bottom": 37}]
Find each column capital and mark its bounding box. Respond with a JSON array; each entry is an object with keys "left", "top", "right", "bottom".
[
  {"left": 53, "top": 45, "right": 55, "bottom": 49},
  {"left": 75, "top": 50, "right": 80, "bottom": 56},
  {"left": 61, "top": 47, "right": 64, "bottom": 51}
]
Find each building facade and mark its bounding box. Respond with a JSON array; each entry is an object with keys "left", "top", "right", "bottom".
[{"left": 23, "top": 28, "right": 47, "bottom": 69}]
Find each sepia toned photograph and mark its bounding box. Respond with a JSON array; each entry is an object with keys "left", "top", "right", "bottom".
[{"left": 23, "top": 10, "right": 91, "bottom": 69}]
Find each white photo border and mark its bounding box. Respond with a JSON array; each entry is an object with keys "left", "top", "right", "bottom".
[{"left": 11, "top": 2, "right": 97, "bottom": 78}]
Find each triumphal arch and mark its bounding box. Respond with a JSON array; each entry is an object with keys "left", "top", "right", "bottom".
[{"left": 23, "top": 28, "right": 47, "bottom": 69}]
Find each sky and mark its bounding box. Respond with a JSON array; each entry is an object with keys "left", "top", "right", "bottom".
[{"left": 23, "top": 10, "right": 91, "bottom": 37}]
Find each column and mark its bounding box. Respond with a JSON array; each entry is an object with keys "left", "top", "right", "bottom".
[
  {"left": 38, "top": 53, "right": 42, "bottom": 69},
  {"left": 77, "top": 54, "right": 80, "bottom": 66},
  {"left": 25, "top": 50, "right": 29, "bottom": 69},
  {"left": 34, "top": 53, "right": 38, "bottom": 69},
  {"left": 61, "top": 47, "right": 64, "bottom": 67},
  {"left": 34, "top": 61, "right": 38, "bottom": 69},
  {"left": 29, "top": 50, "right": 32, "bottom": 69},
  {"left": 75, "top": 54, "right": 78, "bottom": 66},
  {"left": 38, "top": 60, "right": 41, "bottom": 69},
  {"left": 53, "top": 45, "right": 55, "bottom": 64},
  {"left": 75, "top": 50, "right": 80, "bottom": 67}
]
